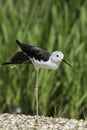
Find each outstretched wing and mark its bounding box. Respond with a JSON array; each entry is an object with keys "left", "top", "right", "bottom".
[
  {"left": 11, "top": 51, "right": 31, "bottom": 64},
  {"left": 2, "top": 51, "right": 31, "bottom": 65},
  {"left": 16, "top": 40, "right": 51, "bottom": 61}
]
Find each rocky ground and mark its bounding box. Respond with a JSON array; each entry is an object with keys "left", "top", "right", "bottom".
[{"left": 0, "top": 113, "right": 87, "bottom": 130}]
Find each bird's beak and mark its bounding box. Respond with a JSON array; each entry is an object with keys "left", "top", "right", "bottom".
[{"left": 62, "top": 59, "right": 72, "bottom": 67}]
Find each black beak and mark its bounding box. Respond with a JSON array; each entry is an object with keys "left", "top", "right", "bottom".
[{"left": 62, "top": 59, "right": 72, "bottom": 67}]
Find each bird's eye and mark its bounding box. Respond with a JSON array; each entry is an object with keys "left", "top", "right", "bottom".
[{"left": 56, "top": 55, "right": 59, "bottom": 57}]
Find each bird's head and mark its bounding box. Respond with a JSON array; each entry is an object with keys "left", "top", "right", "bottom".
[
  {"left": 50, "top": 51, "right": 64, "bottom": 63},
  {"left": 50, "top": 51, "right": 72, "bottom": 67}
]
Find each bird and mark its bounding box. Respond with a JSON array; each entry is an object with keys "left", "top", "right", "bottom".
[{"left": 2, "top": 40, "right": 72, "bottom": 116}]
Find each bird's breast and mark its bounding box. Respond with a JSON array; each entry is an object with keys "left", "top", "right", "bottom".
[{"left": 30, "top": 57, "right": 60, "bottom": 70}]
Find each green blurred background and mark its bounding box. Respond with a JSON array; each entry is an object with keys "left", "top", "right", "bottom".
[{"left": 0, "top": 0, "right": 87, "bottom": 119}]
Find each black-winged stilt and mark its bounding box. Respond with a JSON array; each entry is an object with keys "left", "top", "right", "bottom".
[{"left": 2, "top": 40, "right": 72, "bottom": 116}]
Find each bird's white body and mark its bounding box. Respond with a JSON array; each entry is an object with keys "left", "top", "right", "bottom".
[{"left": 29, "top": 51, "right": 64, "bottom": 71}]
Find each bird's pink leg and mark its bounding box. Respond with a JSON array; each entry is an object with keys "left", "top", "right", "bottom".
[{"left": 35, "top": 70, "right": 39, "bottom": 116}]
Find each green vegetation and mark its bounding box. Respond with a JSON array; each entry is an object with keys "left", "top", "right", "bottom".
[{"left": 0, "top": 0, "right": 87, "bottom": 119}]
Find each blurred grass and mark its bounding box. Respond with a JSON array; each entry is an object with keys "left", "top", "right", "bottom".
[{"left": 0, "top": 0, "right": 87, "bottom": 119}]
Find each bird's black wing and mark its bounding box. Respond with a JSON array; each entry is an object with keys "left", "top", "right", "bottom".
[
  {"left": 2, "top": 51, "right": 31, "bottom": 65},
  {"left": 16, "top": 40, "right": 51, "bottom": 61},
  {"left": 11, "top": 51, "right": 31, "bottom": 64}
]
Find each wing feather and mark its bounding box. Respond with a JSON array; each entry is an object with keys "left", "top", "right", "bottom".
[{"left": 16, "top": 40, "right": 50, "bottom": 61}]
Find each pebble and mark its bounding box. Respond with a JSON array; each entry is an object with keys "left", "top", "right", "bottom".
[{"left": 0, "top": 114, "right": 87, "bottom": 130}]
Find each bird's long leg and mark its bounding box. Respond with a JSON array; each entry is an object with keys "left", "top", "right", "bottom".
[{"left": 35, "top": 70, "right": 39, "bottom": 116}]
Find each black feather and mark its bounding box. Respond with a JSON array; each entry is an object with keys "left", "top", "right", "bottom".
[
  {"left": 16, "top": 40, "right": 50, "bottom": 61},
  {"left": 1, "top": 62, "right": 12, "bottom": 65},
  {"left": 2, "top": 51, "right": 31, "bottom": 65},
  {"left": 11, "top": 51, "right": 30, "bottom": 64}
]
